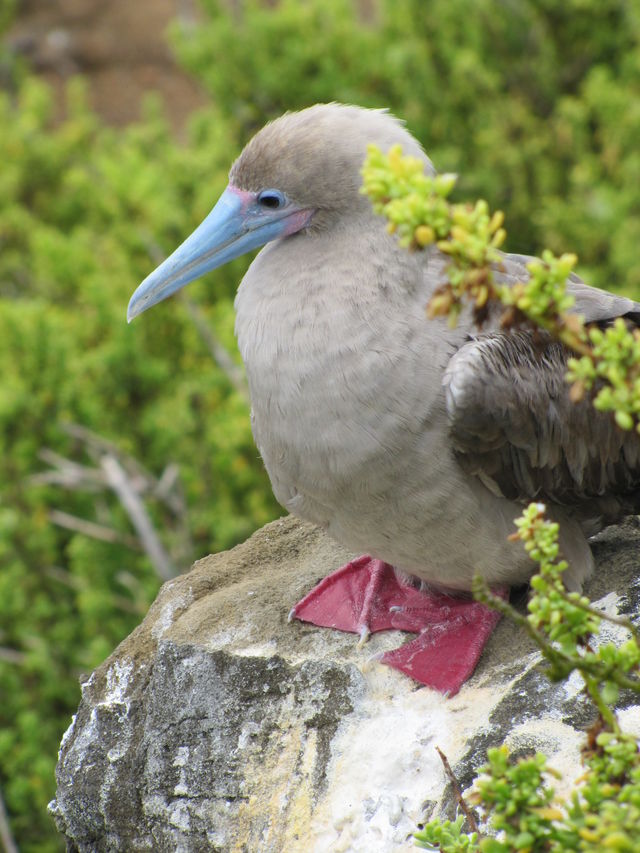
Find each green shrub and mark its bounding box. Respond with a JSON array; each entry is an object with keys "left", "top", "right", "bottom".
[
  {"left": 172, "top": 0, "right": 640, "bottom": 291},
  {"left": 2, "top": 0, "right": 640, "bottom": 847},
  {"left": 0, "top": 76, "right": 279, "bottom": 851}
]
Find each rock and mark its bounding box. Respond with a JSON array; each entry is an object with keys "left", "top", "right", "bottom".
[{"left": 50, "top": 516, "right": 640, "bottom": 852}]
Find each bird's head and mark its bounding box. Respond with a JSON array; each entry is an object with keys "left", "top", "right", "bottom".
[{"left": 127, "top": 103, "right": 433, "bottom": 321}]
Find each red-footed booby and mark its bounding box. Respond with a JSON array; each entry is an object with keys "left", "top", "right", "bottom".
[{"left": 128, "top": 104, "right": 640, "bottom": 695}]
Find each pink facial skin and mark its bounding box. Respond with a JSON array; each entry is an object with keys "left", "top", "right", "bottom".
[{"left": 227, "top": 184, "right": 315, "bottom": 236}]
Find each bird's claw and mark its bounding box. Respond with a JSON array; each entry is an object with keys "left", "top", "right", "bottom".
[{"left": 357, "top": 624, "right": 371, "bottom": 647}]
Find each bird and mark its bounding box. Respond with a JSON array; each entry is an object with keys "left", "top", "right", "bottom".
[{"left": 128, "top": 103, "right": 640, "bottom": 695}]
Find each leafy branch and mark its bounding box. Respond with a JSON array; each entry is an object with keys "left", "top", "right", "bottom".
[
  {"left": 361, "top": 144, "right": 640, "bottom": 432},
  {"left": 415, "top": 504, "right": 640, "bottom": 852},
  {"left": 361, "top": 146, "right": 640, "bottom": 851}
]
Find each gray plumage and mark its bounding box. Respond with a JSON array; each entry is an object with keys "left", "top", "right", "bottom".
[
  {"left": 231, "top": 104, "right": 640, "bottom": 592},
  {"left": 131, "top": 103, "right": 640, "bottom": 598}
]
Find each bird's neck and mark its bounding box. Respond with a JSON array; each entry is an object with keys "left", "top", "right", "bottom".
[{"left": 234, "top": 215, "right": 429, "bottom": 368}]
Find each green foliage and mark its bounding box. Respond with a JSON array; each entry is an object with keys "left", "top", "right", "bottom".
[
  {"left": 503, "top": 251, "right": 579, "bottom": 332},
  {"left": 361, "top": 144, "right": 461, "bottom": 248},
  {"left": 487, "top": 505, "right": 640, "bottom": 715},
  {"left": 471, "top": 747, "right": 568, "bottom": 852},
  {"left": 362, "top": 143, "right": 505, "bottom": 326},
  {"left": 363, "top": 146, "right": 640, "bottom": 844},
  {"left": 571, "top": 732, "right": 640, "bottom": 851},
  {"left": 568, "top": 319, "right": 640, "bottom": 431},
  {"left": 362, "top": 143, "right": 640, "bottom": 433},
  {"left": 416, "top": 815, "right": 478, "bottom": 851},
  {"left": 0, "top": 76, "right": 279, "bottom": 851},
  {"left": 173, "top": 0, "right": 640, "bottom": 295},
  {"left": 360, "top": 110, "right": 640, "bottom": 853},
  {"left": 416, "top": 504, "right": 640, "bottom": 851},
  {"left": 3, "top": 0, "right": 640, "bottom": 848}
]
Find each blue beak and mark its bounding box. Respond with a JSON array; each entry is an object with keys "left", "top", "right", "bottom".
[{"left": 127, "top": 186, "right": 310, "bottom": 322}]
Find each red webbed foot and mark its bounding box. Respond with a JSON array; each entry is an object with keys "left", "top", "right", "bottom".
[{"left": 289, "top": 556, "right": 507, "bottom": 695}]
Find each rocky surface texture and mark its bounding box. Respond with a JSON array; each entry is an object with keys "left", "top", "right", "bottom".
[{"left": 50, "top": 516, "right": 640, "bottom": 852}]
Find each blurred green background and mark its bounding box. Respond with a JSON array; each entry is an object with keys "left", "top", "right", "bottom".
[{"left": 1, "top": 0, "right": 639, "bottom": 848}]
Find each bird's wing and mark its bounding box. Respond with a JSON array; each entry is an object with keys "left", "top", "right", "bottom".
[
  {"left": 443, "top": 259, "right": 640, "bottom": 524},
  {"left": 504, "top": 252, "right": 640, "bottom": 322}
]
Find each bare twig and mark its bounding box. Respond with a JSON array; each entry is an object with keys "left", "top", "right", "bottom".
[
  {"left": 0, "top": 786, "right": 18, "bottom": 853},
  {"left": 34, "top": 423, "right": 193, "bottom": 572},
  {"left": 179, "top": 293, "right": 250, "bottom": 403},
  {"left": 156, "top": 463, "right": 180, "bottom": 503},
  {"left": 31, "top": 449, "right": 106, "bottom": 491},
  {"left": 62, "top": 424, "right": 150, "bottom": 490},
  {"left": 436, "top": 746, "right": 481, "bottom": 836},
  {"left": 101, "top": 454, "right": 177, "bottom": 581},
  {"left": 62, "top": 424, "right": 188, "bottom": 517},
  {"left": 48, "top": 510, "right": 141, "bottom": 549},
  {"left": 0, "top": 647, "right": 26, "bottom": 665}
]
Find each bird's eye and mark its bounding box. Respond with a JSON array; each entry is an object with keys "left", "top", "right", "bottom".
[{"left": 257, "top": 189, "right": 285, "bottom": 209}]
